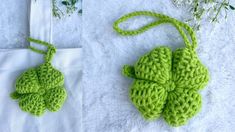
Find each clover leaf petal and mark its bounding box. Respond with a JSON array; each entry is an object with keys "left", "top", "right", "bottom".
[
  {"left": 172, "top": 48, "right": 209, "bottom": 90},
  {"left": 19, "top": 93, "right": 46, "bottom": 116},
  {"left": 130, "top": 80, "right": 167, "bottom": 120},
  {"left": 163, "top": 89, "right": 202, "bottom": 126},
  {"left": 37, "top": 63, "right": 64, "bottom": 90},
  {"left": 134, "top": 47, "right": 172, "bottom": 84},
  {"left": 16, "top": 68, "right": 40, "bottom": 94},
  {"left": 44, "top": 87, "right": 67, "bottom": 112}
]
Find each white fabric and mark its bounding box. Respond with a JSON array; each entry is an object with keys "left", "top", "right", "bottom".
[
  {"left": 30, "top": 0, "right": 52, "bottom": 43},
  {"left": 30, "top": 0, "right": 52, "bottom": 51},
  {"left": 0, "top": 0, "right": 83, "bottom": 131}
]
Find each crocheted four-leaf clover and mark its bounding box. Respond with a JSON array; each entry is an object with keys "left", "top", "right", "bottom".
[
  {"left": 10, "top": 38, "right": 67, "bottom": 116},
  {"left": 113, "top": 11, "right": 210, "bottom": 126}
]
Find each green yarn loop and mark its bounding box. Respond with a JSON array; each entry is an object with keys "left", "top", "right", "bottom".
[
  {"left": 113, "top": 11, "right": 197, "bottom": 50},
  {"left": 28, "top": 37, "right": 56, "bottom": 63},
  {"left": 10, "top": 38, "right": 67, "bottom": 116},
  {"left": 113, "top": 11, "right": 209, "bottom": 127}
]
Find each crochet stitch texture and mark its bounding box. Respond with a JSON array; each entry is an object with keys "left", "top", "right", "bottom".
[
  {"left": 113, "top": 11, "right": 209, "bottom": 127},
  {"left": 10, "top": 38, "right": 67, "bottom": 116}
]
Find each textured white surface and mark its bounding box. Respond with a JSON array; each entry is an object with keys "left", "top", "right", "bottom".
[
  {"left": 0, "top": 0, "right": 30, "bottom": 48},
  {"left": 0, "top": 0, "right": 82, "bottom": 48},
  {"left": 1, "top": 0, "right": 235, "bottom": 132},
  {"left": 82, "top": 0, "right": 235, "bottom": 132}
]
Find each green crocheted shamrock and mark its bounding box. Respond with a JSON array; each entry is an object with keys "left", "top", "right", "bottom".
[
  {"left": 10, "top": 38, "right": 67, "bottom": 116},
  {"left": 113, "top": 11, "right": 209, "bottom": 126}
]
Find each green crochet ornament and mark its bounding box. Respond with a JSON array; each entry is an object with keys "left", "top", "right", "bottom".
[
  {"left": 10, "top": 38, "right": 67, "bottom": 116},
  {"left": 113, "top": 11, "right": 209, "bottom": 127}
]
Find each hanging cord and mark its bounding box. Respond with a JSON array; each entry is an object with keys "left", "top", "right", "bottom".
[
  {"left": 113, "top": 11, "right": 197, "bottom": 50},
  {"left": 28, "top": 37, "right": 56, "bottom": 62}
]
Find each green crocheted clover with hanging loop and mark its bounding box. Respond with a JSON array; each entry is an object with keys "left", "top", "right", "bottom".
[
  {"left": 10, "top": 38, "right": 67, "bottom": 116},
  {"left": 113, "top": 11, "right": 210, "bottom": 127}
]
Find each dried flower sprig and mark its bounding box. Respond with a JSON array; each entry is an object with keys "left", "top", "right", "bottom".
[
  {"left": 173, "top": 0, "right": 235, "bottom": 30},
  {"left": 52, "top": 0, "right": 82, "bottom": 19},
  {"left": 52, "top": 0, "right": 64, "bottom": 18}
]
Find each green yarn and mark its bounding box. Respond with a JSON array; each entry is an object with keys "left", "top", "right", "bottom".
[
  {"left": 113, "top": 11, "right": 209, "bottom": 126},
  {"left": 10, "top": 38, "right": 67, "bottom": 116}
]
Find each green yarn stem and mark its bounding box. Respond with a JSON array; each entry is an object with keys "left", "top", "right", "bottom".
[
  {"left": 28, "top": 37, "right": 56, "bottom": 63},
  {"left": 10, "top": 91, "right": 23, "bottom": 99},
  {"left": 122, "top": 65, "right": 136, "bottom": 78},
  {"left": 113, "top": 11, "right": 197, "bottom": 49},
  {"left": 113, "top": 11, "right": 209, "bottom": 127}
]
